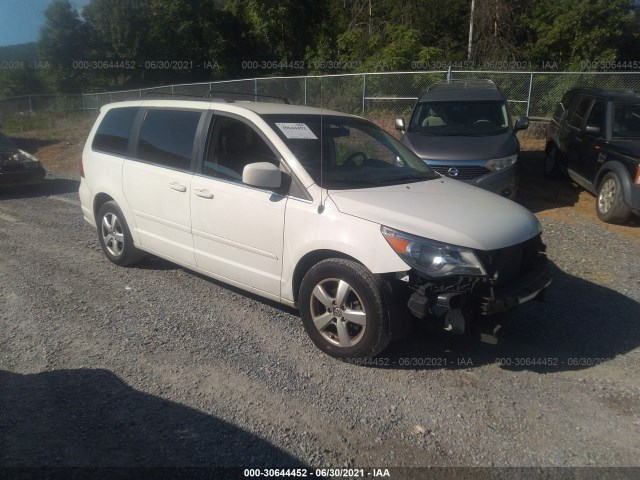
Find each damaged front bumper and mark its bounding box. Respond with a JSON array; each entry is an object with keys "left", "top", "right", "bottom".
[{"left": 404, "top": 235, "right": 552, "bottom": 336}]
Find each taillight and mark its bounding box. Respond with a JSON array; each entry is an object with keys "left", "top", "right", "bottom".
[{"left": 79, "top": 156, "right": 85, "bottom": 178}]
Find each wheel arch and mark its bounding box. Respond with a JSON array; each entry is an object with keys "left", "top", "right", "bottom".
[
  {"left": 595, "top": 161, "right": 633, "bottom": 205},
  {"left": 545, "top": 139, "right": 558, "bottom": 153},
  {"left": 93, "top": 192, "right": 115, "bottom": 220},
  {"left": 291, "top": 249, "right": 361, "bottom": 305}
]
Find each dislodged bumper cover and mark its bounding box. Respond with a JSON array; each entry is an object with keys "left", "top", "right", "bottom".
[{"left": 478, "top": 259, "right": 552, "bottom": 316}]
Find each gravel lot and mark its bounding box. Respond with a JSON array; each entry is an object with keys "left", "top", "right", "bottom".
[{"left": 1, "top": 164, "right": 639, "bottom": 477}]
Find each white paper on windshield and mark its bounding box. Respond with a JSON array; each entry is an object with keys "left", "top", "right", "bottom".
[{"left": 275, "top": 123, "right": 318, "bottom": 139}]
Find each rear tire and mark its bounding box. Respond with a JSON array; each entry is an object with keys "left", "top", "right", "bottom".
[
  {"left": 543, "top": 145, "right": 562, "bottom": 178},
  {"left": 299, "top": 259, "right": 391, "bottom": 360},
  {"left": 596, "top": 172, "right": 631, "bottom": 224},
  {"left": 97, "top": 201, "right": 144, "bottom": 266}
]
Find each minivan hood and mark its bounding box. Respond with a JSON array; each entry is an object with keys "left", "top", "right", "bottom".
[
  {"left": 402, "top": 131, "right": 517, "bottom": 162},
  {"left": 328, "top": 178, "right": 541, "bottom": 251}
]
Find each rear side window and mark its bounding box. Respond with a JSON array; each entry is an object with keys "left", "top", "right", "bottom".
[
  {"left": 586, "top": 100, "right": 605, "bottom": 132},
  {"left": 137, "top": 109, "right": 202, "bottom": 170},
  {"left": 92, "top": 107, "right": 139, "bottom": 155},
  {"left": 569, "top": 96, "right": 593, "bottom": 128}
]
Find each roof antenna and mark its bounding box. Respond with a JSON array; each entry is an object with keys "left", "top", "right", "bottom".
[{"left": 318, "top": 77, "right": 325, "bottom": 214}]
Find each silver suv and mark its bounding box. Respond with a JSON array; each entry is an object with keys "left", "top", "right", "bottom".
[{"left": 396, "top": 80, "right": 529, "bottom": 199}]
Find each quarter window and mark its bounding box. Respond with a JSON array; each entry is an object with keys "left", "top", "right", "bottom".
[
  {"left": 613, "top": 103, "right": 640, "bottom": 138},
  {"left": 137, "top": 109, "right": 202, "bottom": 170},
  {"left": 569, "top": 96, "right": 593, "bottom": 128},
  {"left": 586, "top": 100, "right": 605, "bottom": 133},
  {"left": 92, "top": 107, "right": 139, "bottom": 155}
]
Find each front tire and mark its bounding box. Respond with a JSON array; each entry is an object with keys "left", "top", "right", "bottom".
[
  {"left": 299, "top": 259, "right": 391, "bottom": 360},
  {"left": 596, "top": 172, "right": 631, "bottom": 224},
  {"left": 97, "top": 201, "right": 144, "bottom": 266}
]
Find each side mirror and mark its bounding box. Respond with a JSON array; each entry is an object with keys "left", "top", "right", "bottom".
[
  {"left": 514, "top": 116, "right": 529, "bottom": 132},
  {"left": 242, "top": 162, "right": 281, "bottom": 189},
  {"left": 395, "top": 118, "right": 405, "bottom": 132},
  {"left": 585, "top": 125, "right": 601, "bottom": 135}
]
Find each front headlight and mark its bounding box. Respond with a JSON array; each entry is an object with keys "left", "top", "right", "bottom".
[
  {"left": 381, "top": 226, "right": 486, "bottom": 277},
  {"left": 485, "top": 154, "right": 517, "bottom": 172}
]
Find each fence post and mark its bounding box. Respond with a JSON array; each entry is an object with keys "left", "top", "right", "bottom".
[
  {"left": 254, "top": 78, "right": 258, "bottom": 101},
  {"left": 28, "top": 96, "right": 33, "bottom": 113},
  {"left": 447, "top": 66, "right": 452, "bottom": 83},
  {"left": 526, "top": 73, "right": 533, "bottom": 117},
  {"left": 362, "top": 74, "right": 366, "bottom": 115},
  {"left": 304, "top": 77, "right": 307, "bottom": 105}
]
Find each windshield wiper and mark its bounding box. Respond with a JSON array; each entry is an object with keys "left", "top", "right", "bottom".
[
  {"left": 322, "top": 177, "right": 380, "bottom": 186},
  {"left": 376, "top": 174, "right": 432, "bottom": 184}
]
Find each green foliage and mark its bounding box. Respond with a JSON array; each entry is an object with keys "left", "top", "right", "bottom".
[
  {"left": 0, "top": 0, "right": 637, "bottom": 96},
  {"left": 526, "top": 0, "right": 637, "bottom": 70},
  {"left": 1, "top": 112, "right": 56, "bottom": 133},
  {"left": 38, "top": 0, "right": 89, "bottom": 92}
]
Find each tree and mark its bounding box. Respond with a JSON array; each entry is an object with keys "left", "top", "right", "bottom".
[
  {"left": 467, "top": 0, "right": 521, "bottom": 62},
  {"left": 526, "top": 0, "right": 637, "bottom": 69},
  {"left": 225, "top": 0, "right": 324, "bottom": 73},
  {"left": 38, "top": 0, "right": 88, "bottom": 92},
  {"left": 81, "top": 0, "right": 149, "bottom": 88}
]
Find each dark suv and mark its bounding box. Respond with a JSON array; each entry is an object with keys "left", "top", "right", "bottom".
[
  {"left": 545, "top": 87, "right": 640, "bottom": 224},
  {"left": 396, "top": 80, "right": 529, "bottom": 200}
]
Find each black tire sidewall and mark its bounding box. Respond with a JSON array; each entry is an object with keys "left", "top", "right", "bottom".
[
  {"left": 544, "top": 146, "right": 561, "bottom": 178},
  {"left": 299, "top": 259, "right": 389, "bottom": 359},
  {"left": 596, "top": 172, "right": 631, "bottom": 224}
]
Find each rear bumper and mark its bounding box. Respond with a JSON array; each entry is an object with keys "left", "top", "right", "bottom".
[
  {"left": 0, "top": 168, "right": 46, "bottom": 187},
  {"left": 628, "top": 183, "right": 640, "bottom": 216}
]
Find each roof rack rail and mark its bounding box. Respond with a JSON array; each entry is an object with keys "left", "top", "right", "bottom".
[
  {"left": 207, "top": 90, "right": 290, "bottom": 104},
  {"left": 427, "top": 79, "right": 497, "bottom": 91},
  {"left": 141, "top": 90, "right": 291, "bottom": 104},
  {"left": 143, "top": 92, "right": 222, "bottom": 102}
]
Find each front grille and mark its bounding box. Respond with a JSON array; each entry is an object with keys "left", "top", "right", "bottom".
[
  {"left": 431, "top": 165, "right": 490, "bottom": 180},
  {"left": 476, "top": 235, "right": 546, "bottom": 288}
]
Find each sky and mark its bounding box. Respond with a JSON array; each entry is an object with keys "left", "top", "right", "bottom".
[{"left": 0, "top": 0, "right": 90, "bottom": 46}]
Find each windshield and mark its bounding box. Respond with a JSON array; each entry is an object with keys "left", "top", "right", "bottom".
[
  {"left": 613, "top": 103, "right": 640, "bottom": 138},
  {"left": 409, "top": 100, "right": 510, "bottom": 136},
  {"left": 263, "top": 114, "right": 438, "bottom": 189}
]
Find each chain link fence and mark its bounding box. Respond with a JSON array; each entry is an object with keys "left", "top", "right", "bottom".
[{"left": 2, "top": 70, "right": 640, "bottom": 129}]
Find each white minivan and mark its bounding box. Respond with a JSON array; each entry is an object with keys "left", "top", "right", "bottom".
[{"left": 79, "top": 97, "right": 551, "bottom": 359}]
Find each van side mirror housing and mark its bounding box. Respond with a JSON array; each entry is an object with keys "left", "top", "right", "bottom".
[
  {"left": 242, "top": 162, "right": 281, "bottom": 189},
  {"left": 395, "top": 118, "right": 405, "bottom": 132},
  {"left": 585, "top": 125, "right": 601, "bottom": 135},
  {"left": 514, "top": 116, "right": 529, "bottom": 132}
]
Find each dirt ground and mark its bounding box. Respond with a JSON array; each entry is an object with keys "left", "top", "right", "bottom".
[
  {"left": 517, "top": 138, "right": 640, "bottom": 243},
  {"left": 8, "top": 114, "right": 95, "bottom": 177}
]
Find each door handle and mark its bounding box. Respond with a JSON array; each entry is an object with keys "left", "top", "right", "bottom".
[
  {"left": 169, "top": 181, "right": 187, "bottom": 193},
  {"left": 194, "top": 188, "right": 214, "bottom": 199}
]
